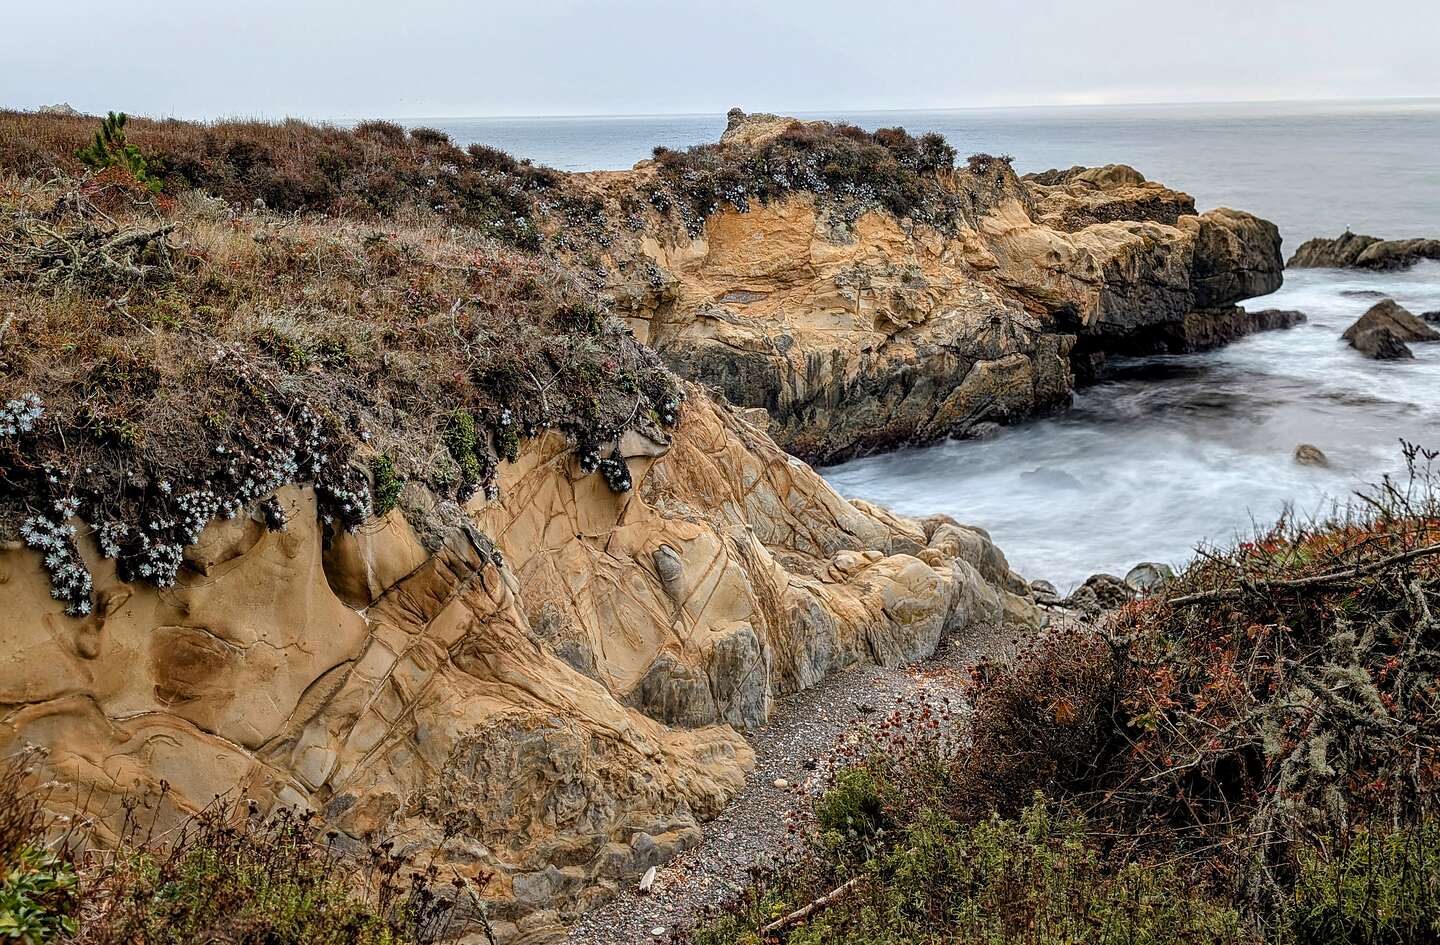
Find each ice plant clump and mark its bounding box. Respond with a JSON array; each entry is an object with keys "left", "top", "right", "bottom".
[
  {"left": 0, "top": 393, "right": 44, "bottom": 437},
  {"left": 597, "top": 452, "right": 632, "bottom": 493},
  {"left": 19, "top": 498, "right": 92, "bottom": 615}
]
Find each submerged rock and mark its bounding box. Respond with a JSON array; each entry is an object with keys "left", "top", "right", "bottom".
[
  {"left": 1288, "top": 232, "right": 1440, "bottom": 271},
  {"left": 1293, "top": 444, "right": 1330, "bottom": 467}
]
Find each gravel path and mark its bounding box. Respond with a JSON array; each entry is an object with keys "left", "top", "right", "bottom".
[{"left": 564, "top": 629, "right": 1014, "bottom": 944}]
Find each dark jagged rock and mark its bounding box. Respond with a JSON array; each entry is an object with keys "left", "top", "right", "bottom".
[
  {"left": 1342, "top": 299, "right": 1440, "bottom": 346},
  {"left": 1351, "top": 327, "right": 1415, "bottom": 360},
  {"left": 1288, "top": 232, "right": 1440, "bottom": 271},
  {"left": 1062, "top": 573, "right": 1137, "bottom": 613},
  {"left": 1074, "top": 307, "right": 1304, "bottom": 370}
]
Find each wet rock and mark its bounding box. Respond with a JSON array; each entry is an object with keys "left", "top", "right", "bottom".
[
  {"left": 1288, "top": 232, "right": 1440, "bottom": 271},
  {"left": 1124, "top": 562, "right": 1175, "bottom": 594},
  {"left": 1342, "top": 299, "right": 1440, "bottom": 345},
  {"left": 1423, "top": 310, "right": 1440, "bottom": 323},
  {"left": 1294, "top": 444, "right": 1329, "bottom": 467},
  {"left": 1351, "top": 327, "right": 1415, "bottom": 360},
  {"left": 1092, "top": 306, "right": 1305, "bottom": 357}
]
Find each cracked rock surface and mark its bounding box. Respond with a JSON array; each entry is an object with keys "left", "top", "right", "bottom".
[{"left": 1, "top": 387, "right": 1037, "bottom": 942}]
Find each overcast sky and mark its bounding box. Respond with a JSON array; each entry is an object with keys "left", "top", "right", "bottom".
[{"left": 4, "top": 0, "right": 1438, "bottom": 120}]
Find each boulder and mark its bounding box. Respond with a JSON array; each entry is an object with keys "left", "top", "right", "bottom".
[
  {"left": 1124, "top": 562, "right": 1175, "bottom": 594},
  {"left": 1029, "top": 579, "right": 1061, "bottom": 605},
  {"left": 1351, "top": 327, "right": 1414, "bottom": 360},
  {"left": 1342, "top": 299, "right": 1440, "bottom": 345},
  {"left": 1062, "top": 573, "right": 1136, "bottom": 613},
  {"left": 1293, "top": 444, "right": 1329, "bottom": 467},
  {"left": 1288, "top": 232, "right": 1440, "bottom": 271}
]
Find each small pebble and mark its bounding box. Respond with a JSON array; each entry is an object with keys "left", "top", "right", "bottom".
[{"left": 772, "top": 778, "right": 789, "bottom": 789}]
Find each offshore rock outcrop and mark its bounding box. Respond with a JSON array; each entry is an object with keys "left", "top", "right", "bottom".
[
  {"left": 1289, "top": 232, "right": 1440, "bottom": 271},
  {"left": 1, "top": 388, "right": 1036, "bottom": 943},
  {"left": 1343, "top": 299, "right": 1439, "bottom": 360},
  {"left": 577, "top": 115, "right": 1284, "bottom": 464}
]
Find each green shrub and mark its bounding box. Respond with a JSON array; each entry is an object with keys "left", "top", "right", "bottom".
[
  {"left": 0, "top": 845, "right": 77, "bottom": 942},
  {"left": 813, "top": 767, "right": 892, "bottom": 863},
  {"left": 443, "top": 410, "right": 484, "bottom": 488},
  {"left": 370, "top": 454, "right": 403, "bottom": 516},
  {"left": 693, "top": 798, "right": 1252, "bottom": 945},
  {"left": 74, "top": 804, "right": 465, "bottom": 945},
  {"left": 647, "top": 120, "right": 966, "bottom": 236},
  {"left": 1285, "top": 821, "right": 1440, "bottom": 945}
]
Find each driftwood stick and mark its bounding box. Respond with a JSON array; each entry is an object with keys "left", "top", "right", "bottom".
[
  {"left": 759, "top": 876, "right": 861, "bottom": 936},
  {"left": 1168, "top": 542, "right": 1440, "bottom": 606}
]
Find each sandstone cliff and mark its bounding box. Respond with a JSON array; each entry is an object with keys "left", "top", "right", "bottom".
[
  {"left": 566, "top": 115, "right": 1283, "bottom": 463},
  {"left": 1, "top": 389, "right": 1035, "bottom": 943}
]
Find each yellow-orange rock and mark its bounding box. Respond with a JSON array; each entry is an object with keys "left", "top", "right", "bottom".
[{"left": 0, "top": 389, "right": 1036, "bottom": 942}]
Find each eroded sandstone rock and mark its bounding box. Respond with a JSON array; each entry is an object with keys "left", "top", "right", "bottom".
[
  {"left": 0, "top": 388, "right": 1036, "bottom": 941},
  {"left": 579, "top": 123, "right": 1282, "bottom": 463}
]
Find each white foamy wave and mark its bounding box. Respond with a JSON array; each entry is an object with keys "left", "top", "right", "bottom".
[{"left": 823, "top": 263, "right": 1440, "bottom": 591}]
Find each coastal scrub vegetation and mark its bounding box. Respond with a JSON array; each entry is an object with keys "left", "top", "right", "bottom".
[
  {"left": 0, "top": 109, "right": 567, "bottom": 250},
  {"left": 0, "top": 753, "right": 481, "bottom": 942},
  {"left": 644, "top": 120, "right": 1019, "bottom": 236},
  {"left": 689, "top": 446, "right": 1440, "bottom": 944},
  {"left": 0, "top": 116, "right": 681, "bottom": 614}
]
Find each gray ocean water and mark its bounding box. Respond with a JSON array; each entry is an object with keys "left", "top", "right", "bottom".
[{"left": 428, "top": 101, "right": 1440, "bottom": 588}]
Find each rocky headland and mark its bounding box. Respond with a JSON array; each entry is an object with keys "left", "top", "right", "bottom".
[{"left": 569, "top": 111, "right": 1285, "bottom": 463}]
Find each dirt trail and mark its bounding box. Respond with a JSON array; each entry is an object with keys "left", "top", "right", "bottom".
[{"left": 564, "top": 629, "right": 1012, "bottom": 944}]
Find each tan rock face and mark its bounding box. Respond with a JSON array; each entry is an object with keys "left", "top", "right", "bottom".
[
  {"left": 0, "top": 389, "right": 1035, "bottom": 940},
  {"left": 588, "top": 152, "right": 1281, "bottom": 463}
]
